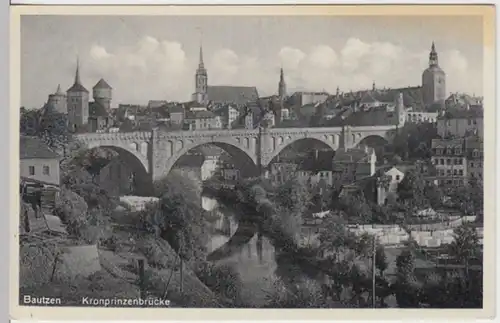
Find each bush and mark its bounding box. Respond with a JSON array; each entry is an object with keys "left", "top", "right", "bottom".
[
  {"left": 194, "top": 262, "right": 244, "bottom": 304},
  {"left": 138, "top": 240, "right": 178, "bottom": 270},
  {"left": 264, "top": 276, "right": 328, "bottom": 308},
  {"left": 54, "top": 188, "right": 112, "bottom": 244}
]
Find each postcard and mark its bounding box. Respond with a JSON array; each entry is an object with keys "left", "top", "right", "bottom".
[{"left": 10, "top": 4, "right": 496, "bottom": 321}]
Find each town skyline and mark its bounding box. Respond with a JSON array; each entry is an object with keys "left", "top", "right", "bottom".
[{"left": 21, "top": 15, "right": 484, "bottom": 109}]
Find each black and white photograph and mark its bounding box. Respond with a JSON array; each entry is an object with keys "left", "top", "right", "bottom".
[{"left": 12, "top": 5, "right": 494, "bottom": 317}]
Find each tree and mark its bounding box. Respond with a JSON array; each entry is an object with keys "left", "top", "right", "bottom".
[
  {"left": 393, "top": 248, "right": 421, "bottom": 308},
  {"left": 423, "top": 183, "right": 443, "bottom": 209},
  {"left": 274, "top": 178, "right": 311, "bottom": 242},
  {"left": 396, "top": 171, "right": 427, "bottom": 208},
  {"left": 20, "top": 104, "right": 73, "bottom": 153},
  {"left": 140, "top": 171, "right": 211, "bottom": 265}
]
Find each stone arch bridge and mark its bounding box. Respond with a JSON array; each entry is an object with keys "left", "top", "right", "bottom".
[{"left": 75, "top": 125, "right": 397, "bottom": 192}]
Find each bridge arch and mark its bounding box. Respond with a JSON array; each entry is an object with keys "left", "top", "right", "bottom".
[
  {"left": 265, "top": 136, "right": 338, "bottom": 167},
  {"left": 354, "top": 134, "right": 390, "bottom": 162},
  {"left": 78, "top": 142, "right": 153, "bottom": 195},
  {"left": 160, "top": 139, "right": 259, "bottom": 182}
]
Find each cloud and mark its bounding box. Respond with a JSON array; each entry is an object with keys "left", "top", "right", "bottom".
[{"left": 80, "top": 36, "right": 478, "bottom": 105}]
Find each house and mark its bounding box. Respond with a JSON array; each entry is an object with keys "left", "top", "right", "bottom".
[
  {"left": 88, "top": 102, "right": 113, "bottom": 132},
  {"left": 212, "top": 104, "right": 240, "bottom": 129},
  {"left": 184, "top": 110, "right": 218, "bottom": 130},
  {"left": 431, "top": 138, "right": 468, "bottom": 187},
  {"left": 332, "top": 146, "right": 377, "bottom": 185},
  {"left": 288, "top": 91, "right": 329, "bottom": 107},
  {"left": 20, "top": 136, "right": 61, "bottom": 186},
  {"left": 465, "top": 136, "right": 483, "bottom": 181},
  {"left": 445, "top": 93, "right": 483, "bottom": 109},
  {"left": 437, "top": 106, "right": 483, "bottom": 139},
  {"left": 371, "top": 165, "right": 406, "bottom": 205},
  {"left": 169, "top": 105, "right": 186, "bottom": 125},
  {"left": 406, "top": 110, "right": 439, "bottom": 124},
  {"left": 269, "top": 162, "right": 299, "bottom": 184}
]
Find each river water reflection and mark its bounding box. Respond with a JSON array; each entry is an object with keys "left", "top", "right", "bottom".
[{"left": 204, "top": 195, "right": 278, "bottom": 306}]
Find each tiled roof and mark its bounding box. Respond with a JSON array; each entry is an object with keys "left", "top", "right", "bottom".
[
  {"left": 325, "top": 106, "right": 395, "bottom": 127},
  {"left": 67, "top": 82, "right": 88, "bottom": 93},
  {"left": 175, "top": 153, "right": 205, "bottom": 168},
  {"left": 89, "top": 101, "right": 109, "bottom": 117},
  {"left": 464, "top": 136, "right": 483, "bottom": 150},
  {"left": 207, "top": 85, "right": 259, "bottom": 105},
  {"left": 148, "top": 100, "right": 168, "bottom": 109},
  {"left": 20, "top": 136, "right": 60, "bottom": 159},
  {"left": 334, "top": 147, "right": 374, "bottom": 163},
  {"left": 185, "top": 110, "right": 215, "bottom": 119},
  {"left": 169, "top": 105, "right": 185, "bottom": 114},
  {"left": 431, "top": 138, "right": 464, "bottom": 149},
  {"left": 93, "top": 78, "right": 112, "bottom": 90},
  {"left": 296, "top": 150, "right": 335, "bottom": 172},
  {"left": 438, "top": 107, "right": 483, "bottom": 119}
]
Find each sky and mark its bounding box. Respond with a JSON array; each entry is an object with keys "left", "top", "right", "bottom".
[{"left": 21, "top": 15, "right": 484, "bottom": 109}]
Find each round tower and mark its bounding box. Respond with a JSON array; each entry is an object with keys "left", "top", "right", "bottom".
[
  {"left": 93, "top": 78, "right": 113, "bottom": 111},
  {"left": 47, "top": 84, "right": 67, "bottom": 113}
]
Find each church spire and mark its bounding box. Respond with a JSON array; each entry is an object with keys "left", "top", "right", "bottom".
[
  {"left": 74, "top": 56, "right": 81, "bottom": 85},
  {"left": 429, "top": 41, "right": 439, "bottom": 67},
  {"left": 67, "top": 56, "right": 88, "bottom": 93},
  {"left": 198, "top": 45, "right": 204, "bottom": 69},
  {"left": 278, "top": 67, "right": 286, "bottom": 98}
]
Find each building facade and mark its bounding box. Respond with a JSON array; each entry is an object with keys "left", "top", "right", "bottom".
[
  {"left": 20, "top": 136, "right": 61, "bottom": 186},
  {"left": 332, "top": 147, "right": 377, "bottom": 184},
  {"left": 431, "top": 138, "right": 467, "bottom": 186},
  {"left": 437, "top": 107, "right": 484, "bottom": 139}
]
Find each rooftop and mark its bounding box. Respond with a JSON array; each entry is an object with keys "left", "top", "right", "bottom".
[
  {"left": 438, "top": 107, "right": 483, "bottom": 119},
  {"left": 334, "top": 147, "right": 374, "bottom": 163},
  {"left": 93, "top": 78, "right": 112, "bottom": 90},
  {"left": 20, "top": 136, "right": 60, "bottom": 159},
  {"left": 207, "top": 85, "right": 259, "bottom": 105},
  {"left": 185, "top": 110, "right": 215, "bottom": 119}
]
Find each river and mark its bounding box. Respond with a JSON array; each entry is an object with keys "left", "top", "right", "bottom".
[{"left": 202, "top": 196, "right": 278, "bottom": 306}]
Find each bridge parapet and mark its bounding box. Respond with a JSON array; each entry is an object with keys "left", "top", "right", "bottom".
[{"left": 75, "top": 131, "right": 151, "bottom": 143}]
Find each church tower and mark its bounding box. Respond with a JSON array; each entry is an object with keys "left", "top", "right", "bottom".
[
  {"left": 192, "top": 45, "right": 208, "bottom": 104},
  {"left": 278, "top": 67, "right": 287, "bottom": 98},
  {"left": 422, "top": 42, "right": 446, "bottom": 107},
  {"left": 66, "top": 57, "right": 89, "bottom": 132}
]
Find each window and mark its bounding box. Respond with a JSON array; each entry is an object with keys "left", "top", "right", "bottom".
[
  {"left": 440, "top": 159, "right": 445, "bottom": 165},
  {"left": 447, "top": 170, "right": 452, "bottom": 175},
  {"left": 455, "top": 148, "right": 462, "bottom": 155},
  {"left": 468, "top": 119, "right": 472, "bottom": 125},
  {"left": 473, "top": 150, "right": 479, "bottom": 158},
  {"left": 446, "top": 159, "right": 451, "bottom": 165},
  {"left": 470, "top": 162, "right": 475, "bottom": 167},
  {"left": 459, "top": 169, "right": 464, "bottom": 176},
  {"left": 42, "top": 165, "right": 50, "bottom": 175},
  {"left": 453, "top": 169, "right": 458, "bottom": 176},
  {"left": 473, "top": 119, "right": 477, "bottom": 125},
  {"left": 396, "top": 175, "right": 400, "bottom": 181},
  {"left": 28, "top": 166, "right": 35, "bottom": 175}
]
